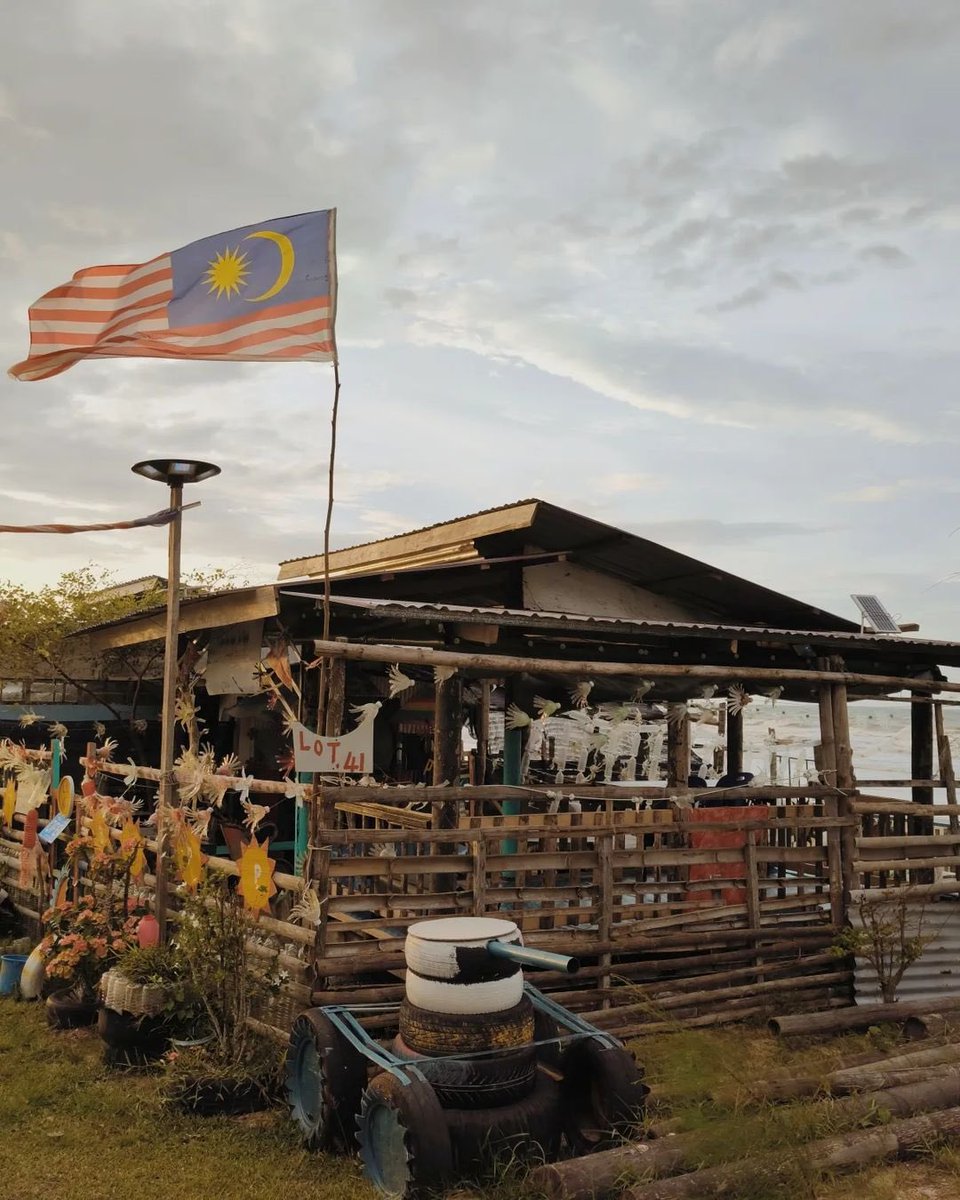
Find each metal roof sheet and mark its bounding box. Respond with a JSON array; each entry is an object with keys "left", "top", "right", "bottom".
[{"left": 295, "top": 594, "right": 960, "bottom": 666}]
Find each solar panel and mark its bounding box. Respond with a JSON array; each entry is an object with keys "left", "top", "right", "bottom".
[{"left": 851, "top": 594, "right": 901, "bottom": 634}]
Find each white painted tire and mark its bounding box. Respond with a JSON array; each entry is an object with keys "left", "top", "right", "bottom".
[
  {"left": 405, "top": 969, "right": 524, "bottom": 1015},
  {"left": 405, "top": 917, "right": 522, "bottom": 981}
]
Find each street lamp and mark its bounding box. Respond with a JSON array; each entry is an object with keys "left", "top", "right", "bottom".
[{"left": 132, "top": 458, "right": 220, "bottom": 939}]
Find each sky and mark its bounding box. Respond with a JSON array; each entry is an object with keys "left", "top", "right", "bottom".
[{"left": 2, "top": 2, "right": 960, "bottom": 637}]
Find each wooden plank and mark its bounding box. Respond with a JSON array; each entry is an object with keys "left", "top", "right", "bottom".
[{"left": 935, "top": 701, "right": 960, "bottom": 838}]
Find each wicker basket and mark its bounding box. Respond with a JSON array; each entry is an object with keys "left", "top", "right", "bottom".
[{"left": 99, "top": 969, "right": 167, "bottom": 1017}]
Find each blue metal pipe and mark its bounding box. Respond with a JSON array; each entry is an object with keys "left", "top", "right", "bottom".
[{"left": 486, "top": 940, "right": 580, "bottom": 975}]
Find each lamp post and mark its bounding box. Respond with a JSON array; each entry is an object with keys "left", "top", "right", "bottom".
[{"left": 131, "top": 459, "right": 220, "bottom": 940}]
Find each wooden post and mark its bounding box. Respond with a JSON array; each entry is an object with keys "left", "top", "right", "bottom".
[
  {"left": 934, "top": 702, "right": 960, "bottom": 838},
  {"left": 667, "top": 708, "right": 691, "bottom": 787},
  {"left": 433, "top": 672, "right": 463, "bottom": 897},
  {"left": 726, "top": 703, "right": 743, "bottom": 775},
  {"left": 831, "top": 681, "right": 857, "bottom": 912},
  {"left": 476, "top": 680, "right": 490, "bottom": 788},
  {"left": 911, "top": 689, "right": 935, "bottom": 816},
  {"left": 324, "top": 655, "right": 346, "bottom": 738},
  {"left": 598, "top": 833, "right": 614, "bottom": 1008}
]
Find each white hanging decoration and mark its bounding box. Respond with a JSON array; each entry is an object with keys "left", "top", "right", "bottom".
[{"left": 388, "top": 664, "right": 416, "bottom": 698}]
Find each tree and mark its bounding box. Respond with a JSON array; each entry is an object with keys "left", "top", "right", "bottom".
[{"left": 0, "top": 565, "right": 242, "bottom": 742}]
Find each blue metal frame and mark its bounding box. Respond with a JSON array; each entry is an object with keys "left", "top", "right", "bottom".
[{"left": 317, "top": 982, "right": 622, "bottom": 1087}]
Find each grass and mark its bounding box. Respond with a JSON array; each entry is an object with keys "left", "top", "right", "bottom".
[
  {"left": 2, "top": 992, "right": 960, "bottom": 1200},
  {"left": 0, "top": 998, "right": 374, "bottom": 1200}
]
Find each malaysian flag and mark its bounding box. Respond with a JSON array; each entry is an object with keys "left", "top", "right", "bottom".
[{"left": 9, "top": 209, "right": 337, "bottom": 381}]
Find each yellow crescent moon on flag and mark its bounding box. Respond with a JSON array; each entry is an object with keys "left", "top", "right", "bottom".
[{"left": 243, "top": 230, "right": 295, "bottom": 301}]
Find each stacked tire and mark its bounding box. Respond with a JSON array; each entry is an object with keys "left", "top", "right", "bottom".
[{"left": 286, "top": 916, "right": 649, "bottom": 1199}]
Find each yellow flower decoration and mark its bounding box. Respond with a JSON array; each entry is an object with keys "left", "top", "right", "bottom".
[
  {"left": 237, "top": 837, "right": 277, "bottom": 914},
  {"left": 172, "top": 822, "right": 204, "bottom": 893},
  {"left": 119, "top": 819, "right": 147, "bottom": 881}
]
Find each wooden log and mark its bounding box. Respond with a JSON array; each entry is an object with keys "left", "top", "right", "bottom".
[
  {"left": 769, "top": 996, "right": 960, "bottom": 1036},
  {"left": 543, "top": 1075, "right": 960, "bottom": 1200},
  {"left": 905, "top": 1013, "right": 960, "bottom": 1041},
  {"left": 313, "top": 782, "right": 836, "bottom": 809},
  {"left": 851, "top": 854, "right": 960, "bottom": 873},
  {"left": 829, "top": 1065, "right": 960, "bottom": 1095},
  {"left": 621, "top": 1106, "right": 960, "bottom": 1200},
  {"left": 853, "top": 880, "right": 960, "bottom": 902},
  {"left": 616, "top": 996, "right": 851, "bottom": 1039},
  {"left": 308, "top": 637, "right": 960, "bottom": 695},
  {"left": 80, "top": 755, "right": 299, "bottom": 795},
  {"left": 850, "top": 798, "right": 960, "bottom": 815}
]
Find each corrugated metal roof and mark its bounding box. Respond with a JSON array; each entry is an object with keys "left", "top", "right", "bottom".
[
  {"left": 297, "top": 594, "right": 960, "bottom": 665},
  {"left": 277, "top": 498, "right": 541, "bottom": 566}
]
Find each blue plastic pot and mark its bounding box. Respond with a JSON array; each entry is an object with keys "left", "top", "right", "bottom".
[{"left": 0, "top": 954, "right": 29, "bottom": 995}]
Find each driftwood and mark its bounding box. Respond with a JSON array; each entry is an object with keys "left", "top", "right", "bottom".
[
  {"left": 769, "top": 996, "right": 960, "bottom": 1037},
  {"left": 536, "top": 1074, "right": 960, "bottom": 1200},
  {"left": 621, "top": 1106, "right": 960, "bottom": 1200}
]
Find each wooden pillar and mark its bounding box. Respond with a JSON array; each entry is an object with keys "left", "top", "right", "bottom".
[
  {"left": 666, "top": 707, "right": 691, "bottom": 787},
  {"left": 432, "top": 673, "right": 463, "bottom": 787},
  {"left": 831, "top": 682, "right": 858, "bottom": 916},
  {"left": 911, "top": 690, "right": 935, "bottom": 878},
  {"left": 433, "top": 673, "right": 463, "bottom": 899},
  {"left": 726, "top": 704, "right": 743, "bottom": 775},
  {"left": 324, "top": 656, "right": 346, "bottom": 738},
  {"left": 476, "top": 680, "right": 490, "bottom": 788},
  {"left": 817, "top": 684, "right": 843, "bottom": 923}
]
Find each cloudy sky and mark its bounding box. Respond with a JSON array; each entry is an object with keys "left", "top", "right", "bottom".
[{"left": 2, "top": 2, "right": 960, "bottom": 636}]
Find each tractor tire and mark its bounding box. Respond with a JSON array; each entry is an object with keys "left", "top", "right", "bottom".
[
  {"left": 286, "top": 1008, "right": 368, "bottom": 1151},
  {"left": 357, "top": 1071, "right": 454, "bottom": 1199},
  {"left": 560, "top": 1036, "right": 649, "bottom": 1153}
]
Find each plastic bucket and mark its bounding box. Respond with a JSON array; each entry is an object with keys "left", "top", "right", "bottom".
[{"left": 0, "top": 954, "right": 29, "bottom": 995}]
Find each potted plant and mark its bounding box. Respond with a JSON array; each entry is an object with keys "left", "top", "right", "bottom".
[
  {"left": 99, "top": 943, "right": 203, "bottom": 1065},
  {"left": 160, "top": 875, "right": 282, "bottom": 1114},
  {"left": 40, "top": 835, "right": 144, "bottom": 1028}
]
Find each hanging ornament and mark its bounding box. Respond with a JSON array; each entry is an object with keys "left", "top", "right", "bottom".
[
  {"left": 119, "top": 819, "right": 147, "bottom": 880},
  {"left": 237, "top": 837, "right": 277, "bottom": 914},
  {"left": 19, "top": 808, "right": 38, "bottom": 888},
  {"left": 172, "top": 820, "right": 205, "bottom": 892},
  {"left": 2, "top": 779, "right": 15, "bottom": 829},
  {"left": 90, "top": 806, "right": 112, "bottom": 853},
  {"left": 55, "top": 776, "right": 75, "bottom": 819}
]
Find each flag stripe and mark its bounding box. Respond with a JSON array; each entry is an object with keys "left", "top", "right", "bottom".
[
  {"left": 40, "top": 259, "right": 172, "bottom": 301},
  {"left": 30, "top": 302, "right": 331, "bottom": 352},
  {"left": 31, "top": 278, "right": 174, "bottom": 318}
]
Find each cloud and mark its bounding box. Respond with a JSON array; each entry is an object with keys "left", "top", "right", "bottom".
[{"left": 1, "top": 0, "right": 960, "bottom": 641}]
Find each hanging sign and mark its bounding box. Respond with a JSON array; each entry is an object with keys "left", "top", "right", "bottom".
[
  {"left": 39, "top": 812, "right": 71, "bottom": 845},
  {"left": 291, "top": 719, "right": 374, "bottom": 775}
]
